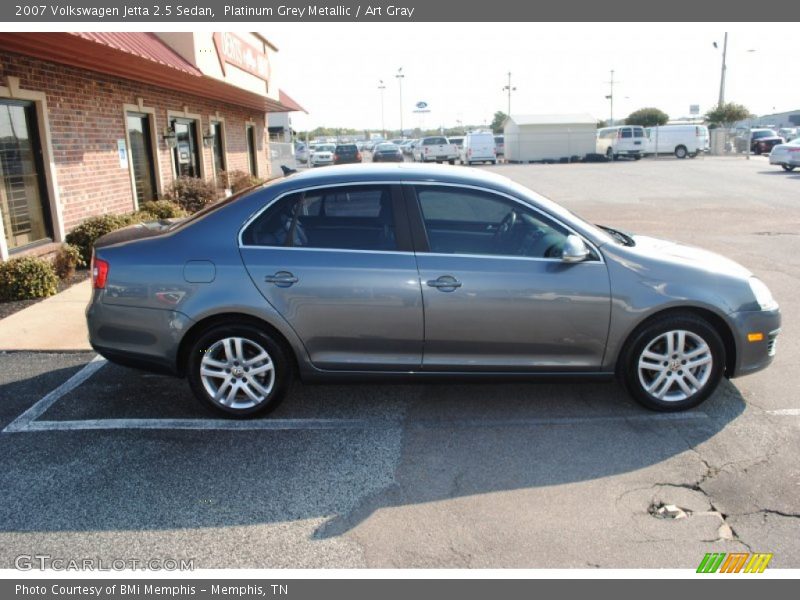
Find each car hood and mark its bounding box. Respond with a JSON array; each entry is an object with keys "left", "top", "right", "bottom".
[{"left": 627, "top": 235, "right": 752, "bottom": 279}]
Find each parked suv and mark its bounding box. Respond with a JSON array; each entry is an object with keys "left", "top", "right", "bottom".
[
  {"left": 333, "top": 144, "right": 362, "bottom": 165},
  {"left": 734, "top": 129, "right": 785, "bottom": 154},
  {"left": 596, "top": 126, "right": 646, "bottom": 160}
]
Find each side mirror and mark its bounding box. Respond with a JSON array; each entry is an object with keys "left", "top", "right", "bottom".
[{"left": 561, "top": 234, "right": 590, "bottom": 263}]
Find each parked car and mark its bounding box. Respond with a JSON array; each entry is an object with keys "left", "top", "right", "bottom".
[
  {"left": 644, "top": 125, "right": 710, "bottom": 158},
  {"left": 596, "top": 126, "right": 646, "bottom": 160},
  {"left": 294, "top": 143, "right": 310, "bottom": 163},
  {"left": 88, "top": 164, "right": 780, "bottom": 418},
  {"left": 461, "top": 131, "right": 497, "bottom": 165},
  {"left": 400, "top": 139, "right": 417, "bottom": 156},
  {"left": 449, "top": 137, "right": 465, "bottom": 152},
  {"left": 734, "top": 129, "right": 785, "bottom": 154},
  {"left": 417, "top": 136, "right": 459, "bottom": 164},
  {"left": 310, "top": 143, "right": 336, "bottom": 167},
  {"left": 371, "top": 142, "right": 404, "bottom": 162},
  {"left": 768, "top": 137, "right": 800, "bottom": 171},
  {"left": 494, "top": 135, "right": 505, "bottom": 157},
  {"left": 333, "top": 144, "right": 362, "bottom": 165},
  {"left": 777, "top": 127, "right": 798, "bottom": 142}
]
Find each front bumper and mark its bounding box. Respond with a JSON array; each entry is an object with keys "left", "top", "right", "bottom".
[{"left": 729, "top": 308, "right": 781, "bottom": 377}]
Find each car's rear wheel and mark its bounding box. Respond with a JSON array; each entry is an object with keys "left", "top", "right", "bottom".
[
  {"left": 621, "top": 314, "right": 725, "bottom": 411},
  {"left": 781, "top": 164, "right": 796, "bottom": 172},
  {"left": 187, "top": 323, "right": 291, "bottom": 418},
  {"left": 674, "top": 145, "right": 688, "bottom": 159}
]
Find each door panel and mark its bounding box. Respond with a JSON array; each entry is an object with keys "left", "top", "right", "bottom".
[
  {"left": 409, "top": 184, "right": 611, "bottom": 371},
  {"left": 239, "top": 184, "right": 423, "bottom": 371}
]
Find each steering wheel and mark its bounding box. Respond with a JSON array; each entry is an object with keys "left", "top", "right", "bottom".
[{"left": 494, "top": 211, "right": 518, "bottom": 240}]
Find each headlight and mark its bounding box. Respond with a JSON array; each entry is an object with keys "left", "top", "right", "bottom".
[{"left": 749, "top": 277, "right": 778, "bottom": 311}]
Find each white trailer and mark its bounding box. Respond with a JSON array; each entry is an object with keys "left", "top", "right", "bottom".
[{"left": 504, "top": 114, "right": 598, "bottom": 162}]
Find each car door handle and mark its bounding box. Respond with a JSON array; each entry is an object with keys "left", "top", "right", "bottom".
[
  {"left": 264, "top": 271, "right": 298, "bottom": 286},
  {"left": 427, "top": 276, "right": 462, "bottom": 290}
]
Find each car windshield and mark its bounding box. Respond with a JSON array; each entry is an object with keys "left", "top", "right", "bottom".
[
  {"left": 425, "top": 137, "right": 448, "bottom": 145},
  {"left": 377, "top": 144, "right": 398, "bottom": 151},
  {"left": 336, "top": 145, "right": 357, "bottom": 152},
  {"left": 168, "top": 181, "right": 277, "bottom": 231},
  {"left": 752, "top": 130, "right": 777, "bottom": 139},
  {"left": 316, "top": 145, "right": 335, "bottom": 152}
]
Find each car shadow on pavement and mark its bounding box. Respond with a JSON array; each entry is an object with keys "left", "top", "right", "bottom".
[{"left": 0, "top": 359, "right": 745, "bottom": 541}]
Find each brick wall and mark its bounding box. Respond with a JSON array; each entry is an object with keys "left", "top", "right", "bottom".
[{"left": 0, "top": 51, "right": 271, "bottom": 233}]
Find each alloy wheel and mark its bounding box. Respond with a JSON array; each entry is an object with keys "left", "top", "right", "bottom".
[
  {"left": 636, "top": 330, "right": 712, "bottom": 402},
  {"left": 200, "top": 337, "right": 275, "bottom": 410}
]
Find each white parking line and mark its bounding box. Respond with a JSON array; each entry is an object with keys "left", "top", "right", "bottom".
[
  {"left": 7, "top": 412, "right": 712, "bottom": 433},
  {"left": 2, "top": 355, "right": 107, "bottom": 433},
  {"left": 766, "top": 408, "right": 800, "bottom": 416}
]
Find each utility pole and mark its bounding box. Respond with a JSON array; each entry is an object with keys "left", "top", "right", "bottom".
[
  {"left": 718, "top": 32, "right": 728, "bottom": 106},
  {"left": 395, "top": 67, "right": 405, "bottom": 137},
  {"left": 377, "top": 80, "right": 386, "bottom": 139},
  {"left": 502, "top": 71, "right": 516, "bottom": 118},
  {"left": 604, "top": 70, "right": 617, "bottom": 125}
]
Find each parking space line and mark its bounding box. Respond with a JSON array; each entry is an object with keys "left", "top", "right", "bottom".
[
  {"left": 766, "top": 408, "right": 800, "bottom": 416},
  {"left": 2, "top": 355, "right": 107, "bottom": 433},
  {"left": 7, "top": 411, "right": 710, "bottom": 433}
]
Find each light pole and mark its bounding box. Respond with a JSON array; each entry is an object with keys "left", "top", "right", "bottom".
[
  {"left": 714, "top": 32, "right": 728, "bottom": 106},
  {"left": 377, "top": 80, "right": 386, "bottom": 139},
  {"left": 605, "top": 69, "right": 616, "bottom": 125},
  {"left": 395, "top": 67, "right": 405, "bottom": 137},
  {"left": 502, "top": 71, "right": 516, "bottom": 118}
]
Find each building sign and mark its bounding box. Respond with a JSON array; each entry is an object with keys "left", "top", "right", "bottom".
[
  {"left": 413, "top": 100, "right": 430, "bottom": 114},
  {"left": 689, "top": 104, "right": 700, "bottom": 115},
  {"left": 117, "top": 139, "right": 128, "bottom": 168},
  {"left": 213, "top": 32, "right": 270, "bottom": 81}
]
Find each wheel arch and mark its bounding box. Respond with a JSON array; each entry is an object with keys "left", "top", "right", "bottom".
[
  {"left": 615, "top": 306, "right": 737, "bottom": 377},
  {"left": 176, "top": 312, "right": 300, "bottom": 377}
]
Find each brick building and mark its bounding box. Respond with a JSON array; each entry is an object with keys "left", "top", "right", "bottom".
[{"left": 0, "top": 32, "right": 295, "bottom": 261}]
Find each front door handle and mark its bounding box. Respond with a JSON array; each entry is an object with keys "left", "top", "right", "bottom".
[
  {"left": 427, "top": 275, "right": 462, "bottom": 291},
  {"left": 265, "top": 271, "right": 298, "bottom": 287}
]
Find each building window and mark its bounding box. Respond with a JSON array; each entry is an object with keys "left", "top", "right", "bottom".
[
  {"left": 171, "top": 118, "right": 201, "bottom": 178},
  {"left": 211, "top": 121, "right": 225, "bottom": 176},
  {"left": 246, "top": 124, "right": 257, "bottom": 176},
  {"left": 0, "top": 100, "right": 52, "bottom": 251},
  {"left": 126, "top": 112, "right": 158, "bottom": 204}
]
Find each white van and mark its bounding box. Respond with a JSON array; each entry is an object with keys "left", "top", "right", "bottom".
[
  {"left": 460, "top": 131, "right": 497, "bottom": 165},
  {"left": 596, "top": 126, "right": 646, "bottom": 160},
  {"left": 644, "top": 125, "right": 710, "bottom": 158}
]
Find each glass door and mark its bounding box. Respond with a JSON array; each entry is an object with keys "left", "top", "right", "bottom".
[
  {"left": 171, "top": 119, "right": 201, "bottom": 178},
  {"left": 126, "top": 112, "right": 157, "bottom": 204},
  {"left": 0, "top": 100, "right": 52, "bottom": 250},
  {"left": 246, "top": 124, "right": 257, "bottom": 175}
]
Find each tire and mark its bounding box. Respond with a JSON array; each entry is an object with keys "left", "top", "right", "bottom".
[
  {"left": 674, "top": 145, "right": 688, "bottom": 159},
  {"left": 606, "top": 148, "right": 613, "bottom": 161},
  {"left": 688, "top": 152, "right": 698, "bottom": 159},
  {"left": 187, "top": 323, "right": 292, "bottom": 418},
  {"left": 492, "top": 160, "right": 497, "bottom": 165},
  {"left": 620, "top": 313, "right": 725, "bottom": 412},
  {"left": 781, "top": 164, "right": 796, "bottom": 172},
  {"left": 448, "top": 160, "right": 455, "bottom": 165}
]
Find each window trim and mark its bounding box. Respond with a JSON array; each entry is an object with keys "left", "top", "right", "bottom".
[
  {"left": 167, "top": 108, "right": 205, "bottom": 181},
  {"left": 0, "top": 76, "right": 63, "bottom": 260},
  {"left": 404, "top": 182, "right": 604, "bottom": 263},
  {"left": 208, "top": 114, "right": 228, "bottom": 186},
  {"left": 238, "top": 182, "right": 414, "bottom": 253},
  {"left": 123, "top": 99, "right": 163, "bottom": 209}
]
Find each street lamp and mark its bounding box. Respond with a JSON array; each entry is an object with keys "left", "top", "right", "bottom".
[
  {"left": 396, "top": 67, "right": 405, "bottom": 137},
  {"left": 605, "top": 69, "right": 616, "bottom": 124},
  {"left": 502, "top": 71, "right": 516, "bottom": 118},
  {"left": 378, "top": 80, "right": 386, "bottom": 139},
  {"left": 713, "top": 34, "right": 756, "bottom": 107}
]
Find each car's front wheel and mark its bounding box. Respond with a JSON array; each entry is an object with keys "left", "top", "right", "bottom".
[
  {"left": 621, "top": 314, "right": 725, "bottom": 411},
  {"left": 781, "top": 164, "right": 796, "bottom": 172},
  {"left": 187, "top": 323, "right": 291, "bottom": 418}
]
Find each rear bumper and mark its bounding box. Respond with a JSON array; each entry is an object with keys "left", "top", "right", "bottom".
[
  {"left": 729, "top": 308, "right": 781, "bottom": 377},
  {"left": 86, "top": 300, "right": 191, "bottom": 374}
]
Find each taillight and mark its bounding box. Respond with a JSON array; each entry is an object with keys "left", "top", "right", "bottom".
[
  {"left": 92, "top": 256, "right": 109, "bottom": 289},
  {"left": 356, "top": 152, "right": 362, "bottom": 161},
  {"left": 789, "top": 148, "right": 800, "bottom": 153},
  {"left": 334, "top": 154, "right": 340, "bottom": 161}
]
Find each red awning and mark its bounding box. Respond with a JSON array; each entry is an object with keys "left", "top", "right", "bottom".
[
  {"left": 0, "top": 32, "right": 294, "bottom": 114},
  {"left": 278, "top": 89, "right": 308, "bottom": 113}
]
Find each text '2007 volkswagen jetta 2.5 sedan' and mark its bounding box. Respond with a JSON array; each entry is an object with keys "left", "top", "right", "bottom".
[{"left": 87, "top": 164, "right": 780, "bottom": 417}]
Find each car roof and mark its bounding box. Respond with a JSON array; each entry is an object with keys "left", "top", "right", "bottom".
[{"left": 277, "top": 163, "right": 515, "bottom": 189}]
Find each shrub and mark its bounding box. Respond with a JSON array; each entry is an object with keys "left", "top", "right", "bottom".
[
  {"left": 65, "top": 214, "right": 136, "bottom": 264},
  {"left": 220, "top": 170, "right": 265, "bottom": 194},
  {"left": 52, "top": 243, "right": 86, "bottom": 280},
  {"left": 139, "top": 200, "right": 188, "bottom": 219},
  {"left": 165, "top": 176, "right": 218, "bottom": 213},
  {"left": 0, "top": 256, "right": 59, "bottom": 301}
]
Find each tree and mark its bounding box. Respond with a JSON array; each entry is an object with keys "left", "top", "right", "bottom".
[
  {"left": 490, "top": 111, "right": 508, "bottom": 133},
  {"left": 705, "top": 102, "right": 753, "bottom": 127},
  {"left": 625, "top": 107, "right": 669, "bottom": 127}
]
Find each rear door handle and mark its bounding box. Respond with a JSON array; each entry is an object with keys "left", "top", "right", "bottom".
[
  {"left": 265, "top": 271, "right": 298, "bottom": 287},
  {"left": 427, "top": 276, "right": 462, "bottom": 291}
]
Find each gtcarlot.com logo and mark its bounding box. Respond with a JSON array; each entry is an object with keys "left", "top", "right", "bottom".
[
  {"left": 697, "top": 552, "right": 773, "bottom": 573},
  {"left": 14, "top": 554, "right": 194, "bottom": 571}
]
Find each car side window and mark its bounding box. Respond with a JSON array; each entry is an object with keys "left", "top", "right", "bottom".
[
  {"left": 242, "top": 185, "right": 397, "bottom": 251},
  {"left": 415, "top": 186, "right": 572, "bottom": 259},
  {"left": 620, "top": 128, "right": 633, "bottom": 138}
]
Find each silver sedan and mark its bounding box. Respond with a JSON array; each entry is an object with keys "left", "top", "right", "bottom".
[
  {"left": 769, "top": 137, "right": 800, "bottom": 171},
  {"left": 87, "top": 164, "right": 781, "bottom": 417}
]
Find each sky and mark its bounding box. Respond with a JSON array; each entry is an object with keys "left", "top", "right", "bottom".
[{"left": 267, "top": 22, "right": 798, "bottom": 132}]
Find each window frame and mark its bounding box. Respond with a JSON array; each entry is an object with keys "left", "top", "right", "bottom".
[
  {"left": 238, "top": 182, "right": 414, "bottom": 253},
  {"left": 403, "top": 182, "right": 603, "bottom": 263}
]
